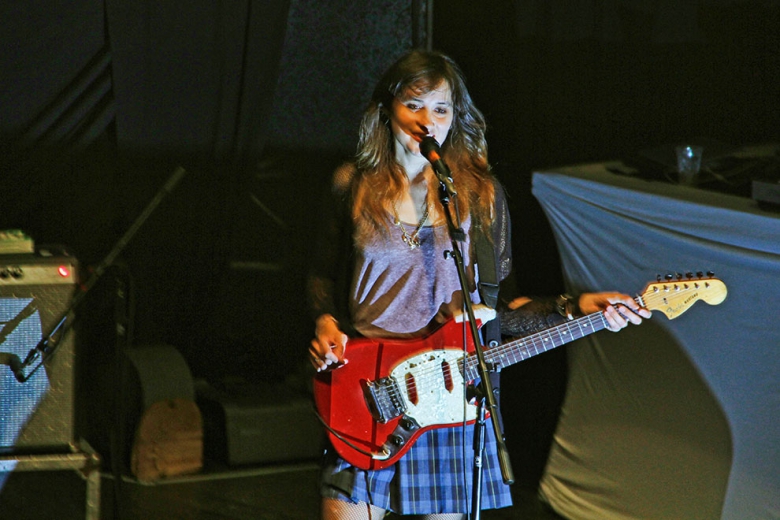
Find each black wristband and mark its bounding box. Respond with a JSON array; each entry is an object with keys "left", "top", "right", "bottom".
[{"left": 555, "top": 293, "right": 578, "bottom": 320}]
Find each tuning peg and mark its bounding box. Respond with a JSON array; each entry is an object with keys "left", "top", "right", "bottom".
[
  {"left": 665, "top": 273, "right": 673, "bottom": 281},
  {"left": 696, "top": 271, "right": 704, "bottom": 278},
  {"left": 685, "top": 272, "right": 693, "bottom": 279}
]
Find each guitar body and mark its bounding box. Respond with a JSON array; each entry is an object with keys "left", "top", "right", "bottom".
[{"left": 313, "top": 319, "right": 479, "bottom": 470}]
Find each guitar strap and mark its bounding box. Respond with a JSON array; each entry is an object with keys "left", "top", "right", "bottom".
[
  {"left": 473, "top": 222, "right": 506, "bottom": 431},
  {"left": 474, "top": 224, "right": 500, "bottom": 347}
]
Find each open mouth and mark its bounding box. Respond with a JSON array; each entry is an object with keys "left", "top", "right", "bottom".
[{"left": 411, "top": 123, "right": 433, "bottom": 143}]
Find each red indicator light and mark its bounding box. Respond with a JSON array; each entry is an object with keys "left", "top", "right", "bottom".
[{"left": 58, "top": 266, "right": 71, "bottom": 278}]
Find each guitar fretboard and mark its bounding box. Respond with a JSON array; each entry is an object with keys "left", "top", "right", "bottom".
[{"left": 461, "top": 311, "right": 610, "bottom": 380}]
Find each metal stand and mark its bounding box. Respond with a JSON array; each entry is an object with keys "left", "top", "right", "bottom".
[
  {"left": 0, "top": 439, "right": 101, "bottom": 519},
  {"left": 15, "top": 166, "right": 187, "bottom": 382},
  {"left": 436, "top": 183, "right": 514, "bottom": 519},
  {"left": 0, "top": 166, "right": 187, "bottom": 520}
]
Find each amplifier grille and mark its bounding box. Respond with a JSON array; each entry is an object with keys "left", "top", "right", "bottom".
[{"left": 0, "top": 256, "right": 78, "bottom": 452}]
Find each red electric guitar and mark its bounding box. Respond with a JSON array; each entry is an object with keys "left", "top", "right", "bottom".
[{"left": 312, "top": 275, "right": 727, "bottom": 470}]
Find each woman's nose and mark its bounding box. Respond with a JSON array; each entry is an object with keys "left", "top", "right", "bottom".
[{"left": 417, "top": 109, "right": 432, "bottom": 128}]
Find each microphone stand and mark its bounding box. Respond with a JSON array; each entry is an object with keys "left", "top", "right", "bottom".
[
  {"left": 435, "top": 182, "right": 514, "bottom": 519},
  {"left": 12, "top": 165, "right": 186, "bottom": 520},
  {"left": 13, "top": 166, "right": 187, "bottom": 382}
]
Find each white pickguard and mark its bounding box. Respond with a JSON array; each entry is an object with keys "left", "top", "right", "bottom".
[{"left": 389, "top": 348, "right": 477, "bottom": 426}]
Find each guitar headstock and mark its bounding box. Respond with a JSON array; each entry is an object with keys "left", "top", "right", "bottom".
[{"left": 640, "top": 272, "right": 727, "bottom": 320}]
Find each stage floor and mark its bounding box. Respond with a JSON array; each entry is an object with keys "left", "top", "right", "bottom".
[{"left": 0, "top": 461, "right": 565, "bottom": 519}]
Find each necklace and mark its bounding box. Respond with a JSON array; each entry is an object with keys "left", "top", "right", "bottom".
[{"left": 393, "top": 202, "right": 430, "bottom": 250}]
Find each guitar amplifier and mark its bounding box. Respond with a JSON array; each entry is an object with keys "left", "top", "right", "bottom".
[{"left": 0, "top": 253, "right": 79, "bottom": 453}]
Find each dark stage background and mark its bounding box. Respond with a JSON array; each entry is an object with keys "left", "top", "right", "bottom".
[{"left": 1, "top": 0, "right": 778, "bottom": 502}]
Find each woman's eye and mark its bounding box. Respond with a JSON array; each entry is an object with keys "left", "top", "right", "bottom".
[
  {"left": 405, "top": 103, "right": 421, "bottom": 111},
  {"left": 434, "top": 107, "right": 449, "bottom": 115}
]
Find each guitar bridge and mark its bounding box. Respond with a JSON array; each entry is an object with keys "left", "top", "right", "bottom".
[{"left": 362, "top": 376, "right": 406, "bottom": 423}]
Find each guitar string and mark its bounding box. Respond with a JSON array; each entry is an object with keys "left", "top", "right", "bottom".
[
  {"left": 383, "top": 309, "right": 612, "bottom": 399},
  {"left": 380, "top": 286, "right": 709, "bottom": 402},
  {"left": 384, "top": 308, "right": 615, "bottom": 399},
  {"left": 381, "top": 311, "right": 609, "bottom": 402}
]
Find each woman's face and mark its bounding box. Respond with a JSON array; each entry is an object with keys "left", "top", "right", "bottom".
[{"left": 388, "top": 80, "right": 454, "bottom": 157}]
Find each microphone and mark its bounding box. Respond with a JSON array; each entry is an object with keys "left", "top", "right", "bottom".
[
  {"left": 10, "top": 355, "right": 25, "bottom": 383},
  {"left": 419, "top": 136, "right": 458, "bottom": 197},
  {"left": 0, "top": 353, "right": 26, "bottom": 383},
  {"left": 0, "top": 300, "right": 40, "bottom": 383}
]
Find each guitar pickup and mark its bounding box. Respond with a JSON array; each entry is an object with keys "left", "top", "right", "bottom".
[{"left": 362, "top": 376, "right": 406, "bottom": 423}]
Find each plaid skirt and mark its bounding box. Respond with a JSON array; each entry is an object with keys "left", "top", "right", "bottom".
[{"left": 320, "top": 422, "right": 513, "bottom": 515}]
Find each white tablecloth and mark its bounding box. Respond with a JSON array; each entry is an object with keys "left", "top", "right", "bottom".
[{"left": 532, "top": 163, "right": 779, "bottom": 520}]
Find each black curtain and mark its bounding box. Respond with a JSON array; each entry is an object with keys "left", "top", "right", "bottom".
[
  {"left": 105, "top": 1, "right": 289, "bottom": 166},
  {"left": 103, "top": 0, "right": 292, "bottom": 380},
  {"left": 1, "top": 1, "right": 292, "bottom": 382},
  {"left": 0, "top": 0, "right": 113, "bottom": 250}
]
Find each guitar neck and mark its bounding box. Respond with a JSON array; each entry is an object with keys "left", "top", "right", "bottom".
[{"left": 462, "top": 309, "right": 615, "bottom": 379}]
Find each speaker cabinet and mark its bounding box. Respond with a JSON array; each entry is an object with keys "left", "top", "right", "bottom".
[
  {"left": 197, "top": 380, "right": 323, "bottom": 467},
  {"left": 0, "top": 254, "right": 78, "bottom": 452}
]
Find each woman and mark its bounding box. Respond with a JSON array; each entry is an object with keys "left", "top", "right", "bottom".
[{"left": 308, "top": 50, "right": 650, "bottom": 520}]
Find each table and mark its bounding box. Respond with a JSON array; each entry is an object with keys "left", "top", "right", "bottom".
[
  {"left": 0, "top": 440, "right": 101, "bottom": 519},
  {"left": 532, "top": 160, "right": 780, "bottom": 520}
]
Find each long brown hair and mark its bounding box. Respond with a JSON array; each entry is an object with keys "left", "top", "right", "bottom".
[{"left": 350, "top": 50, "right": 496, "bottom": 243}]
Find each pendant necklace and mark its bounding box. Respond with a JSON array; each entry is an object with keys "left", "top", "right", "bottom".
[{"left": 393, "top": 202, "right": 430, "bottom": 250}]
